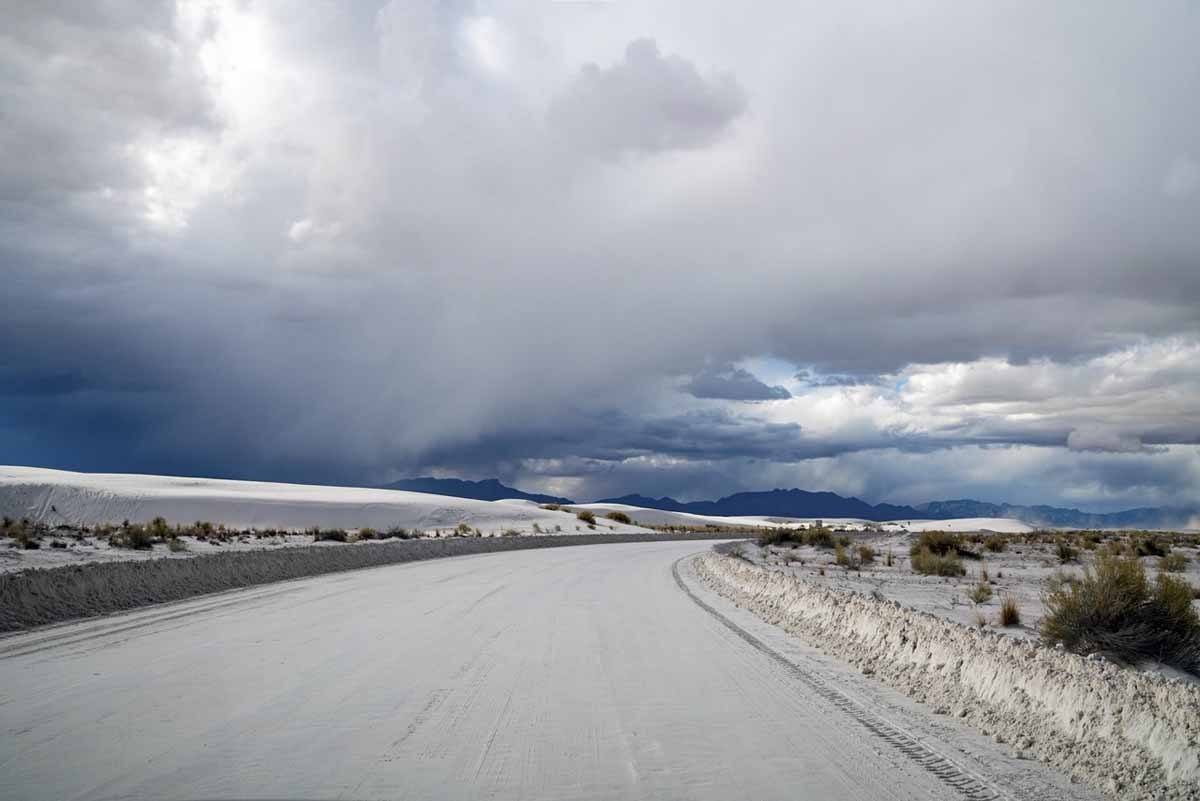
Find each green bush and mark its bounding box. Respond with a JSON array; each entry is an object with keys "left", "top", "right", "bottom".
[
  {"left": 910, "top": 547, "right": 966, "bottom": 576},
  {"left": 1041, "top": 555, "right": 1200, "bottom": 674},
  {"left": 605, "top": 511, "right": 632, "bottom": 525}
]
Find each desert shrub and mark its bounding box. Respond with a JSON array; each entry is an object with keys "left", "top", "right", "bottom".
[
  {"left": 167, "top": 537, "right": 188, "bottom": 552},
  {"left": 147, "top": 517, "right": 171, "bottom": 541},
  {"left": 999, "top": 596, "right": 1021, "bottom": 626},
  {"left": 356, "top": 527, "right": 379, "bottom": 540},
  {"left": 183, "top": 520, "right": 217, "bottom": 540},
  {"left": 884, "top": 550, "right": 894, "bottom": 567},
  {"left": 757, "top": 528, "right": 792, "bottom": 547},
  {"left": 803, "top": 527, "right": 835, "bottom": 549},
  {"left": 968, "top": 582, "right": 993, "bottom": 604},
  {"left": 857, "top": 545, "right": 876, "bottom": 564},
  {"left": 9, "top": 521, "right": 40, "bottom": 550},
  {"left": 387, "top": 526, "right": 412, "bottom": 539},
  {"left": 454, "top": 523, "right": 473, "bottom": 537},
  {"left": 913, "top": 530, "right": 962, "bottom": 556},
  {"left": 1056, "top": 541, "right": 1077, "bottom": 564},
  {"left": 1041, "top": 555, "right": 1200, "bottom": 673},
  {"left": 112, "top": 524, "right": 154, "bottom": 550},
  {"left": 834, "top": 543, "right": 851, "bottom": 567},
  {"left": 540, "top": 503, "right": 561, "bottom": 511},
  {"left": 983, "top": 536, "right": 1008, "bottom": 553},
  {"left": 605, "top": 511, "right": 632, "bottom": 525},
  {"left": 311, "top": 528, "right": 348, "bottom": 543},
  {"left": 502, "top": 529, "right": 521, "bottom": 537},
  {"left": 1133, "top": 536, "right": 1170, "bottom": 558},
  {"left": 1159, "top": 553, "right": 1188, "bottom": 573},
  {"left": 910, "top": 547, "right": 965, "bottom": 576},
  {"left": 575, "top": 510, "right": 596, "bottom": 525},
  {"left": 972, "top": 610, "right": 989, "bottom": 628}
]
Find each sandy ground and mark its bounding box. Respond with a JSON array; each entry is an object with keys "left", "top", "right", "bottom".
[
  {"left": 0, "top": 541, "right": 1096, "bottom": 801},
  {"left": 748, "top": 530, "right": 1200, "bottom": 679}
]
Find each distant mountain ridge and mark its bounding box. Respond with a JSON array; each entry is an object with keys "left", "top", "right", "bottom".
[
  {"left": 379, "top": 477, "right": 1194, "bottom": 529},
  {"left": 379, "top": 477, "right": 572, "bottom": 505},
  {"left": 597, "top": 490, "right": 1196, "bottom": 530}
]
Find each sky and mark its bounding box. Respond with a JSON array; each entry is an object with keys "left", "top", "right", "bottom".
[{"left": 2, "top": 1, "right": 1199, "bottom": 510}]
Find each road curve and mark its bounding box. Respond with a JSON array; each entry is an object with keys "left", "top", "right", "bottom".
[{"left": 0, "top": 541, "right": 1093, "bottom": 801}]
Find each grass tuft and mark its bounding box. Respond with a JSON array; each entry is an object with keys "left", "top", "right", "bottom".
[{"left": 999, "top": 595, "right": 1021, "bottom": 626}]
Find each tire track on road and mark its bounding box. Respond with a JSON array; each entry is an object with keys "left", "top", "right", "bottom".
[{"left": 672, "top": 555, "right": 1008, "bottom": 801}]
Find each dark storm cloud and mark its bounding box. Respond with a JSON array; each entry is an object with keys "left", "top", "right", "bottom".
[
  {"left": 2, "top": 1, "right": 1199, "bottom": 509},
  {"left": 684, "top": 366, "right": 790, "bottom": 401}
]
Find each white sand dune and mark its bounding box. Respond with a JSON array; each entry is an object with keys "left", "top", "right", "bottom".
[
  {"left": 1, "top": 466, "right": 1033, "bottom": 539},
  {"left": 0, "top": 466, "right": 647, "bottom": 535}
]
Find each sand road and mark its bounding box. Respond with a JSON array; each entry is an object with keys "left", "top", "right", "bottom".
[{"left": 0, "top": 541, "right": 1095, "bottom": 801}]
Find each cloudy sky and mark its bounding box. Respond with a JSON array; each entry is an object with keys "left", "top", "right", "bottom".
[{"left": 3, "top": 1, "right": 1199, "bottom": 509}]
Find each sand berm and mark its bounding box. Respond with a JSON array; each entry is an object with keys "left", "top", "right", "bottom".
[{"left": 693, "top": 549, "right": 1200, "bottom": 801}]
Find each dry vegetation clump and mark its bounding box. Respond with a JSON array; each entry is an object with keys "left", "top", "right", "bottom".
[
  {"left": 1132, "top": 535, "right": 1171, "bottom": 558},
  {"left": 1158, "top": 552, "right": 1188, "bottom": 573},
  {"left": 2, "top": 517, "right": 45, "bottom": 550},
  {"left": 999, "top": 595, "right": 1021, "bottom": 626},
  {"left": 605, "top": 511, "right": 632, "bottom": 524},
  {"left": 167, "top": 537, "right": 188, "bottom": 552},
  {"left": 1055, "top": 541, "right": 1077, "bottom": 564},
  {"left": 539, "top": 503, "right": 561, "bottom": 511},
  {"left": 575, "top": 509, "right": 596, "bottom": 525},
  {"left": 909, "top": 531, "right": 971, "bottom": 576},
  {"left": 310, "top": 527, "right": 348, "bottom": 543},
  {"left": 758, "top": 525, "right": 839, "bottom": 549},
  {"left": 111, "top": 522, "right": 155, "bottom": 550},
  {"left": 983, "top": 536, "right": 1008, "bottom": 553},
  {"left": 1041, "top": 554, "right": 1200, "bottom": 674},
  {"left": 856, "top": 544, "right": 876, "bottom": 564},
  {"left": 910, "top": 547, "right": 966, "bottom": 576},
  {"left": 967, "top": 581, "right": 993, "bottom": 604}
]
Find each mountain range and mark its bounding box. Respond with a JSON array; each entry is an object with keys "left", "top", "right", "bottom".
[{"left": 382, "top": 477, "right": 1195, "bottom": 529}]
